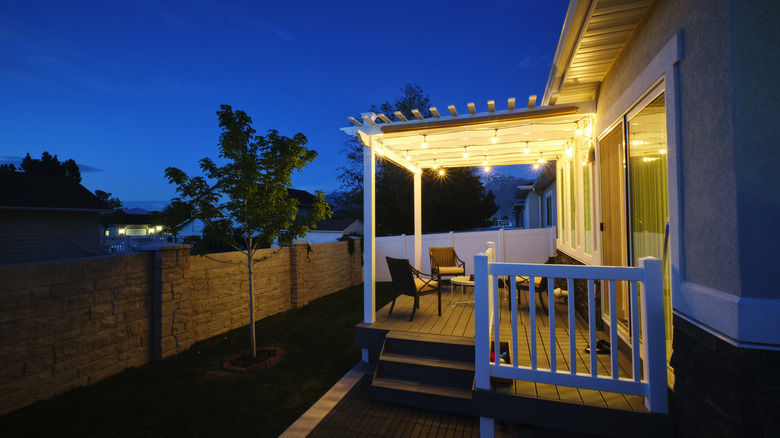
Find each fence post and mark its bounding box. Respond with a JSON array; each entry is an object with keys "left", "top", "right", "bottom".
[
  {"left": 401, "top": 234, "right": 406, "bottom": 260},
  {"left": 639, "top": 257, "right": 668, "bottom": 413},
  {"left": 474, "top": 247, "right": 491, "bottom": 391}
]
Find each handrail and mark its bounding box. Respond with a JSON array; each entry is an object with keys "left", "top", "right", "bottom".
[{"left": 473, "top": 255, "right": 667, "bottom": 413}]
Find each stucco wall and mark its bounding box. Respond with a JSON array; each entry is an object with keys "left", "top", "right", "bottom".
[
  {"left": 596, "top": 0, "right": 741, "bottom": 295},
  {"left": 0, "top": 240, "right": 362, "bottom": 414}
]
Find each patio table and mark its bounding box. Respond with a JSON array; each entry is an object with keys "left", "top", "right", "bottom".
[{"left": 449, "top": 276, "right": 474, "bottom": 306}]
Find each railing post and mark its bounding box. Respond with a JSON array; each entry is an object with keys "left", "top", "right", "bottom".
[
  {"left": 639, "top": 257, "right": 667, "bottom": 413},
  {"left": 474, "top": 247, "right": 491, "bottom": 391}
]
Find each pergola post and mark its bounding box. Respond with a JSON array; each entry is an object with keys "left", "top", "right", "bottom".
[
  {"left": 363, "top": 134, "right": 376, "bottom": 326},
  {"left": 413, "top": 171, "right": 422, "bottom": 270}
]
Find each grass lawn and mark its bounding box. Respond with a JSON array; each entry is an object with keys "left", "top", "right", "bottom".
[{"left": 0, "top": 282, "right": 396, "bottom": 438}]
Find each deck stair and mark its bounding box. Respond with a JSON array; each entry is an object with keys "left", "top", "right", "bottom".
[{"left": 371, "top": 331, "right": 475, "bottom": 415}]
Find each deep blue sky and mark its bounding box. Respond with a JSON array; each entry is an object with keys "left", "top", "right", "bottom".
[{"left": 1, "top": 1, "right": 569, "bottom": 211}]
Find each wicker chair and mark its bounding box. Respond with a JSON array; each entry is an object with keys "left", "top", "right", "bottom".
[
  {"left": 428, "top": 247, "right": 466, "bottom": 285},
  {"left": 386, "top": 257, "right": 441, "bottom": 321}
]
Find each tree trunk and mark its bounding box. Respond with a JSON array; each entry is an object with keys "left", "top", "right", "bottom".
[{"left": 247, "top": 250, "right": 256, "bottom": 358}]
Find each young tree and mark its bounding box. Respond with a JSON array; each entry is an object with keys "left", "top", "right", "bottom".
[{"left": 164, "top": 105, "right": 331, "bottom": 357}]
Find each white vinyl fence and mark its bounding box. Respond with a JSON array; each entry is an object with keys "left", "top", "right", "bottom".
[
  {"left": 374, "top": 227, "right": 555, "bottom": 281},
  {"left": 101, "top": 235, "right": 168, "bottom": 255}
]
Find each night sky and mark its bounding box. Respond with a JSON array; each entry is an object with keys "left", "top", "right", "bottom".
[{"left": 1, "top": 1, "right": 569, "bottom": 211}]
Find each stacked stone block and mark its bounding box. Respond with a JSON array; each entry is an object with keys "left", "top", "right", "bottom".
[{"left": 0, "top": 239, "right": 362, "bottom": 414}]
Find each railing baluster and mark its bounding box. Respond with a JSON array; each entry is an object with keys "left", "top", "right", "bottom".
[
  {"left": 568, "top": 277, "right": 576, "bottom": 376},
  {"left": 511, "top": 276, "right": 519, "bottom": 369},
  {"left": 630, "top": 280, "right": 641, "bottom": 382},
  {"left": 493, "top": 274, "right": 500, "bottom": 367},
  {"left": 609, "top": 280, "right": 619, "bottom": 380},
  {"left": 529, "top": 276, "right": 537, "bottom": 371},
  {"left": 548, "top": 276, "right": 556, "bottom": 373},
  {"left": 588, "top": 279, "right": 597, "bottom": 378}
]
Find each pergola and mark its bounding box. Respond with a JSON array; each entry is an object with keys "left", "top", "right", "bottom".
[{"left": 341, "top": 97, "right": 595, "bottom": 326}]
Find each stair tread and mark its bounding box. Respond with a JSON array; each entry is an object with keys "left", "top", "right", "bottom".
[
  {"left": 379, "top": 352, "right": 475, "bottom": 372},
  {"left": 372, "top": 376, "right": 473, "bottom": 400},
  {"left": 386, "top": 331, "right": 474, "bottom": 347}
]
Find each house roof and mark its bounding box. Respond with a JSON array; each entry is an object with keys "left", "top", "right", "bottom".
[
  {"left": 287, "top": 188, "right": 319, "bottom": 207},
  {"left": 0, "top": 172, "right": 108, "bottom": 211},
  {"left": 542, "top": 0, "right": 651, "bottom": 105},
  {"left": 313, "top": 217, "right": 361, "bottom": 232}
]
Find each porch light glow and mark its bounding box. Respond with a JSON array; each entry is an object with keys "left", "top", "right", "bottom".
[
  {"left": 463, "top": 148, "right": 469, "bottom": 159},
  {"left": 422, "top": 135, "right": 428, "bottom": 148},
  {"left": 483, "top": 156, "right": 488, "bottom": 166},
  {"left": 492, "top": 129, "right": 498, "bottom": 143},
  {"left": 660, "top": 149, "right": 667, "bottom": 154},
  {"left": 156, "top": 225, "right": 162, "bottom": 232},
  {"left": 405, "top": 151, "right": 411, "bottom": 161},
  {"left": 533, "top": 163, "right": 540, "bottom": 170},
  {"left": 432, "top": 160, "right": 438, "bottom": 169},
  {"left": 439, "top": 169, "right": 445, "bottom": 176},
  {"left": 524, "top": 142, "right": 530, "bottom": 154},
  {"left": 484, "top": 166, "right": 491, "bottom": 172},
  {"left": 119, "top": 228, "right": 125, "bottom": 235}
]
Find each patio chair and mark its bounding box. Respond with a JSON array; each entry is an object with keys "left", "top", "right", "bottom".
[
  {"left": 386, "top": 257, "right": 441, "bottom": 321},
  {"left": 429, "top": 247, "right": 466, "bottom": 284}
]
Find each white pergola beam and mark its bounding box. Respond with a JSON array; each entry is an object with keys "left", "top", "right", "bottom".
[
  {"left": 488, "top": 100, "right": 495, "bottom": 112},
  {"left": 430, "top": 107, "right": 441, "bottom": 118},
  {"left": 377, "top": 114, "right": 393, "bottom": 124},
  {"left": 394, "top": 111, "right": 408, "bottom": 122},
  {"left": 411, "top": 109, "right": 424, "bottom": 120},
  {"left": 448, "top": 105, "right": 458, "bottom": 117},
  {"left": 348, "top": 117, "right": 362, "bottom": 126},
  {"left": 528, "top": 95, "right": 537, "bottom": 108},
  {"left": 508, "top": 97, "right": 516, "bottom": 111},
  {"left": 468, "top": 103, "right": 476, "bottom": 115}
]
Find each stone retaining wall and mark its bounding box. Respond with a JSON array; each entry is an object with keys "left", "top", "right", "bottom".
[{"left": 0, "top": 240, "right": 362, "bottom": 414}]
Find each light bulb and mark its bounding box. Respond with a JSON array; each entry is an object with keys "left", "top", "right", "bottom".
[
  {"left": 492, "top": 129, "right": 498, "bottom": 143},
  {"left": 439, "top": 169, "right": 445, "bottom": 176},
  {"left": 422, "top": 135, "right": 427, "bottom": 148},
  {"left": 463, "top": 149, "right": 469, "bottom": 158},
  {"left": 533, "top": 163, "right": 540, "bottom": 170},
  {"left": 660, "top": 149, "right": 667, "bottom": 154}
]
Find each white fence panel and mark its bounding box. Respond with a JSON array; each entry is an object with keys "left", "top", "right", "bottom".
[{"left": 374, "top": 228, "right": 555, "bottom": 281}]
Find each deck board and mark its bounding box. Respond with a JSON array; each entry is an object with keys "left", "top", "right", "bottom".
[{"left": 370, "top": 288, "right": 647, "bottom": 413}]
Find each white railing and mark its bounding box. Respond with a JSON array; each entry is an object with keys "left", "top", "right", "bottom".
[
  {"left": 374, "top": 227, "right": 555, "bottom": 281},
  {"left": 101, "top": 235, "right": 167, "bottom": 255},
  {"left": 473, "top": 250, "right": 667, "bottom": 414}
]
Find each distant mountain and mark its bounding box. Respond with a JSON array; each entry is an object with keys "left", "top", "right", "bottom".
[{"left": 481, "top": 172, "right": 535, "bottom": 220}]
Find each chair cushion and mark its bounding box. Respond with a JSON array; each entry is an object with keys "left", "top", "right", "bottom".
[
  {"left": 438, "top": 267, "right": 465, "bottom": 275},
  {"left": 415, "top": 278, "right": 439, "bottom": 293}
]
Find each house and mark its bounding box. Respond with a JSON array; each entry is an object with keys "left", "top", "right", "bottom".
[
  {"left": 342, "top": 0, "right": 780, "bottom": 436},
  {"left": 102, "top": 208, "right": 161, "bottom": 237},
  {"left": 297, "top": 217, "right": 362, "bottom": 245},
  {"left": 0, "top": 172, "right": 107, "bottom": 265},
  {"left": 511, "top": 161, "right": 557, "bottom": 230}
]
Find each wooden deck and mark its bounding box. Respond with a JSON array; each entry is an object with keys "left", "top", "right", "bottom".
[{"left": 367, "top": 284, "right": 648, "bottom": 414}]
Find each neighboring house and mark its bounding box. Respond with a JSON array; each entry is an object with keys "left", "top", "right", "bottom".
[
  {"left": 296, "top": 217, "right": 362, "bottom": 245},
  {"left": 344, "top": 0, "right": 780, "bottom": 436},
  {"left": 102, "top": 209, "right": 161, "bottom": 237},
  {"left": 0, "top": 172, "right": 107, "bottom": 265},
  {"left": 511, "top": 161, "right": 557, "bottom": 230}
]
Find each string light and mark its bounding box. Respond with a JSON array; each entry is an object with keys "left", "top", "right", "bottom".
[
  {"left": 405, "top": 151, "right": 411, "bottom": 161},
  {"left": 422, "top": 135, "right": 427, "bottom": 148},
  {"left": 575, "top": 120, "right": 583, "bottom": 136},
  {"left": 533, "top": 163, "right": 540, "bottom": 170},
  {"left": 463, "top": 148, "right": 469, "bottom": 159},
  {"left": 483, "top": 155, "right": 488, "bottom": 166},
  {"left": 660, "top": 149, "right": 667, "bottom": 154},
  {"left": 492, "top": 129, "right": 498, "bottom": 143},
  {"left": 439, "top": 169, "right": 445, "bottom": 176},
  {"left": 524, "top": 142, "right": 530, "bottom": 154},
  {"left": 432, "top": 160, "right": 438, "bottom": 169}
]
